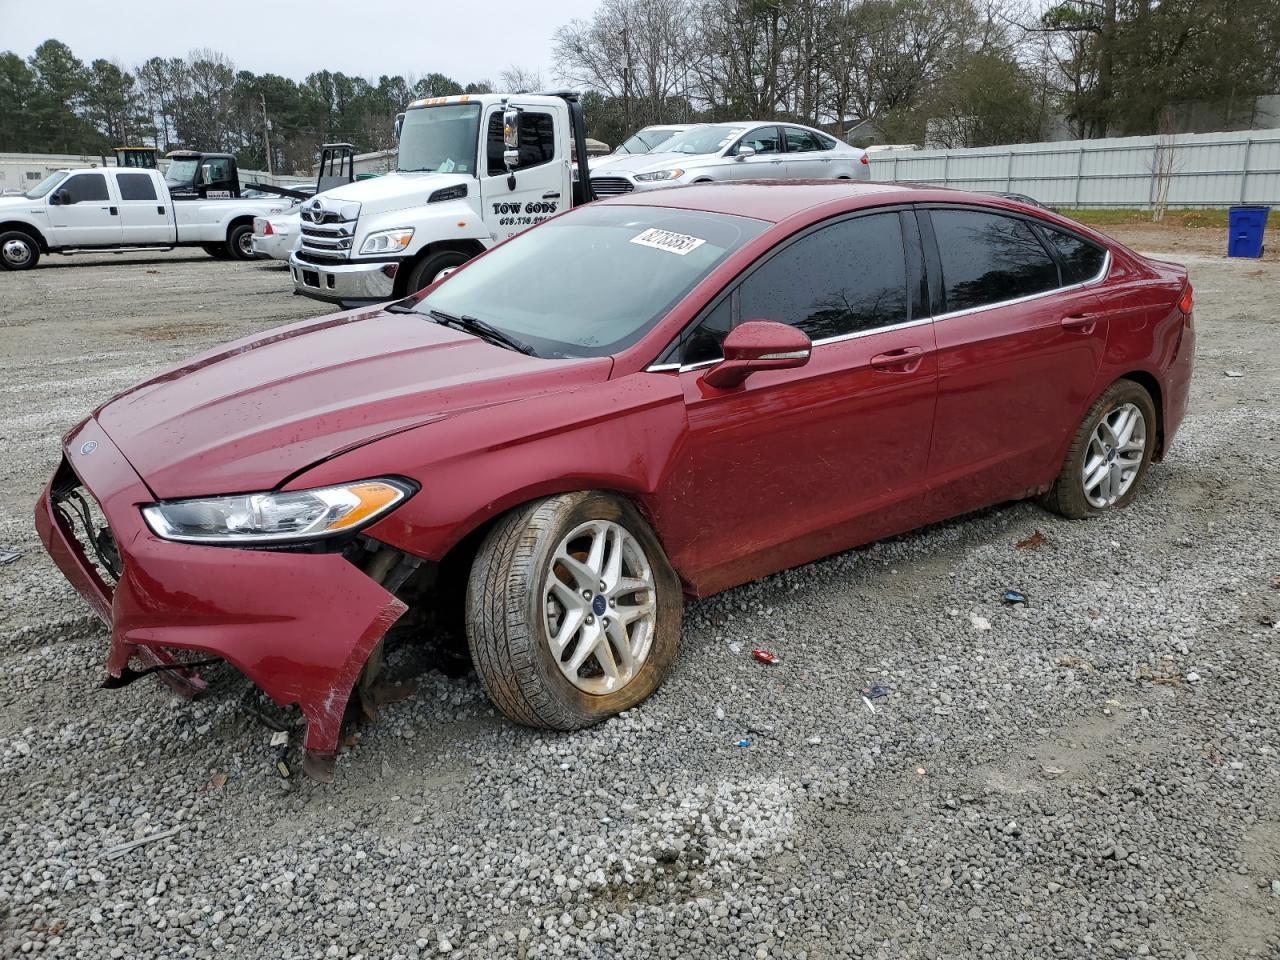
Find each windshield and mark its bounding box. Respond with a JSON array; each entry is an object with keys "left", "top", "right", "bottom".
[
  {"left": 657, "top": 125, "right": 746, "bottom": 156},
  {"left": 165, "top": 158, "right": 199, "bottom": 185},
  {"left": 412, "top": 205, "right": 766, "bottom": 358},
  {"left": 618, "top": 128, "right": 682, "bottom": 154},
  {"left": 24, "top": 172, "right": 67, "bottom": 199},
  {"left": 397, "top": 103, "right": 480, "bottom": 174}
]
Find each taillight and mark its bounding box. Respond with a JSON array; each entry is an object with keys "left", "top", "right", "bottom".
[
  {"left": 263, "top": 221, "right": 274, "bottom": 236},
  {"left": 1178, "top": 282, "right": 1193, "bottom": 315},
  {"left": 860, "top": 154, "right": 869, "bottom": 165}
]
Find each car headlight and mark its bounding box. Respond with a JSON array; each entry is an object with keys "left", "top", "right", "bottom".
[
  {"left": 634, "top": 169, "right": 684, "bottom": 182},
  {"left": 141, "top": 479, "right": 414, "bottom": 545},
  {"left": 359, "top": 228, "right": 415, "bottom": 255}
]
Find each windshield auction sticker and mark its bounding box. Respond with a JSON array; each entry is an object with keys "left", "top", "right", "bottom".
[{"left": 630, "top": 227, "right": 706, "bottom": 256}]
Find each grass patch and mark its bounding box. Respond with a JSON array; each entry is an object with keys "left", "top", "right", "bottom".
[{"left": 1060, "top": 208, "right": 1239, "bottom": 229}]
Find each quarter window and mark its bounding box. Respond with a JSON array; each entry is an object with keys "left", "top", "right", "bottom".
[
  {"left": 487, "top": 111, "right": 556, "bottom": 176},
  {"left": 931, "top": 210, "right": 1058, "bottom": 313},
  {"left": 60, "top": 173, "right": 109, "bottom": 204},
  {"left": 738, "top": 213, "right": 908, "bottom": 342},
  {"left": 1041, "top": 226, "right": 1106, "bottom": 285},
  {"left": 116, "top": 173, "right": 157, "bottom": 201}
]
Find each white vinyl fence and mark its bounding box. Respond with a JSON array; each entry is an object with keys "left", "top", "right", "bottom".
[{"left": 868, "top": 128, "right": 1280, "bottom": 209}]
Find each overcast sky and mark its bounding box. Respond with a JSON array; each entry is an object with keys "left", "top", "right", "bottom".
[{"left": 0, "top": 0, "right": 601, "bottom": 85}]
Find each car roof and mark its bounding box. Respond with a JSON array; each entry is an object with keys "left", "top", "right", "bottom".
[{"left": 595, "top": 180, "right": 927, "bottom": 223}]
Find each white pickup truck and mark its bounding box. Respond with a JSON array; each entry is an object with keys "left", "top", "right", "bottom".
[
  {"left": 0, "top": 167, "right": 292, "bottom": 271},
  {"left": 289, "top": 91, "right": 596, "bottom": 306}
]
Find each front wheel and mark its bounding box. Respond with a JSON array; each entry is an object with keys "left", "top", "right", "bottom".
[
  {"left": 202, "top": 243, "right": 230, "bottom": 259},
  {"left": 0, "top": 231, "right": 40, "bottom": 270},
  {"left": 466, "top": 492, "right": 683, "bottom": 730},
  {"left": 1041, "top": 379, "right": 1158, "bottom": 518},
  {"left": 403, "top": 250, "right": 471, "bottom": 295}
]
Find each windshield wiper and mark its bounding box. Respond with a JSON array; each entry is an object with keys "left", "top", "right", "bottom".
[
  {"left": 428, "top": 309, "right": 537, "bottom": 356},
  {"left": 398, "top": 167, "right": 435, "bottom": 173}
]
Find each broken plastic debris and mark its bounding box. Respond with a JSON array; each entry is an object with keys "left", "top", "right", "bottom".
[
  {"left": 714, "top": 706, "right": 726, "bottom": 721},
  {"left": 1015, "top": 530, "right": 1047, "bottom": 551},
  {"left": 275, "top": 758, "right": 291, "bottom": 778},
  {"left": 862, "top": 683, "right": 890, "bottom": 700},
  {"left": 1224, "top": 370, "right": 1245, "bottom": 378},
  {"left": 915, "top": 766, "right": 926, "bottom": 776},
  {"left": 1040, "top": 764, "right": 1067, "bottom": 777},
  {"left": 0, "top": 549, "right": 20, "bottom": 566},
  {"left": 736, "top": 738, "right": 750, "bottom": 748},
  {"left": 969, "top": 613, "right": 992, "bottom": 631},
  {"left": 103, "top": 826, "right": 185, "bottom": 860},
  {"left": 269, "top": 730, "right": 289, "bottom": 747},
  {"left": 1001, "top": 589, "right": 1028, "bottom": 605},
  {"left": 751, "top": 649, "right": 780, "bottom": 665},
  {"left": 862, "top": 696, "right": 876, "bottom": 714},
  {"left": 206, "top": 772, "right": 228, "bottom": 790}
]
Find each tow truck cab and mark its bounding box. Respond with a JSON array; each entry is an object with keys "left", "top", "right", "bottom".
[
  {"left": 290, "top": 91, "right": 595, "bottom": 307},
  {"left": 164, "top": 151, "right": 243, "bottom": 200}
]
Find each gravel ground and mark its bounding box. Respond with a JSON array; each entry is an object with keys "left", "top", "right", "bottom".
[{"left": 1, "top": 240, "right": 1278, "bottom": 959}]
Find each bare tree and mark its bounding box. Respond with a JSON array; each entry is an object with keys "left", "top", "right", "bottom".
[{"left": 498, "top": 65, "right": 544, "bottom": 93}]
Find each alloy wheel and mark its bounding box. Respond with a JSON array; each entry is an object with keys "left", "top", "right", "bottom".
[
  {"left": 2, "top": 238, "right": 32, "bottom": 267},
  {"left": 1082, "top": 402, "right": 1146, "bottom": 508},
  {"left": 542, "top": 519, "right": 657, "bottom": 695}
]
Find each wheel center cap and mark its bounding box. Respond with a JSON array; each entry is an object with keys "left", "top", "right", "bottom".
[
  {"left": 591, "top": 594, "right": 607, "bottom": 616},
  {"left": 1106, "top": 446, "right": 1116, "bottom": 462}
]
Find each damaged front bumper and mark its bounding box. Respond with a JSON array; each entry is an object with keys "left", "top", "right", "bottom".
[{"left": 34, "top": 417, "right": 409, "bottom": 779}]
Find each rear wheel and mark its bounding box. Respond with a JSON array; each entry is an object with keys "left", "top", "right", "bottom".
[
  {"left": 1041, "top": 379, "right": 1157, "bottom": 518},
  {"left": 227, "top": 223, "right": 256, "bottom": 261},
  {"left": 403, "top": 250, "right": 470, "bottom": 294},
  {"left": 0, "top": 231, "right": 40, "bottom": 270},
  {"left": 466, "top": 492, "right": 682, "bottom": 730}
]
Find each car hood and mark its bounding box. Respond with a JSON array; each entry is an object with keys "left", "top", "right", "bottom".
[
  {"left": 94, "top": 308, "right": 611, "bottom": 499},
  {"left": 590, "top": 151, "right": 698, "bottom": 175},
  {"left": 313, "top": 171, "right": 473, "bottom": 217},
  {"left": 0, "top": 194, "right": 36, "bottom": 213}
]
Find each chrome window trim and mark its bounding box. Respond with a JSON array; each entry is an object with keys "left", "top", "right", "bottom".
[{"left": 929, "top": 248, "right": 1111, "bottom": 323}]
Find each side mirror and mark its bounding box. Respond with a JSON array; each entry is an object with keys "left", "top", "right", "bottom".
[
  {"left": 502, "top": 107, "right": 520, "bottom": 169},
  {"left": 736, "top": 145, "right": 757, "bottom": 161},
  {"left": 52, "top": 188, "right": 71, "bottom": 205},
  {"left": 702, "top": 320, "right": 811, "bottom": 389},
  {"left": 394, "top": 112, "right": 405, "bottom": 139}
]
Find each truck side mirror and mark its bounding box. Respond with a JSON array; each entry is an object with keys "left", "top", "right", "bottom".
[
  {"left": 394, "top": 112, "right": 405, "bottom": 140},
  {"left": 52, "top": 188, "right": 71, "bottom": 205},
  {"left": 502, "top": 107, "right": 520, "bottom": 170}
]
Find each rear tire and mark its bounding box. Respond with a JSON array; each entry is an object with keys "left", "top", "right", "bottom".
[
  {"left": 466, "top": 492, "right": 682, "bottom": 730},
  {"left": 0, "top": 231, "right": 40, "bottom": 270},
  {"left": 1040, "top": 379, "right": 1158, "bottom": 519},
  {"left": 202, "top": 243, "right": 230, "bottom": 259},
  {"left": 227, "top": 223, "right": 256, "bottom": 261},
  {"left": 403, "top": 250, "right": 470, "bottom": 294}
]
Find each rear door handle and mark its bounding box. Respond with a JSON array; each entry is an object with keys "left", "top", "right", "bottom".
[
  {"left": 156, "top": 205, "right": 166, "bottom": 215},
  {"left": 870, "top": 346, "right": 925, "bottom": 372},
  {"left": 1061, "top": 313, "right": 1099, "bottom": 332}
]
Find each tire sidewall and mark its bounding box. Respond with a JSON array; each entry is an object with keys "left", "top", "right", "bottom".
[
  {"left": 228, "top": 224, "right": 256, "bottom": 261},
  {"left": 406, "top": 250, "right": 470, "bottom": 294},
  {"left": 0, "top": 232, "right": 39, "bottom": 271},
  {"left": 516, "top": 492, "right": 682, "bottom": 724},
  {"left": 1068, "top": 382, "right": 1158, "bottom": 516}
]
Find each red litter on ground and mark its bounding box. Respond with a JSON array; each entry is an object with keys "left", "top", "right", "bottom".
[{"left": 752, "top": 649, "right": 780, "bottom": 665}]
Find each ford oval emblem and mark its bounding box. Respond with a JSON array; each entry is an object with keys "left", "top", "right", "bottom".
[{"left": 80, "top": 440, "right": 97, "bottom": 455}]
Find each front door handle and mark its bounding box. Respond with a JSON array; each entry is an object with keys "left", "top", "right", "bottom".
[
  {"left": 542, "top": 191, "right": 561, "bottom": 200},
  {"left": 870, "top": 346, "right": 925, "bottom": 372},
  {"left": 1061, "top": 313, "right": 1099, "bottom": 333},
  {"left": 156, "top": 205, "right": 166, "bottom": 215}
]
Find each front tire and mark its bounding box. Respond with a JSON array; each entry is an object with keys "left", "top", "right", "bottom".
[
  {"left": 466, "top": 492, "right": 683, "bottom": 730},
  {"left": 202, "top": 243, "right": 230, "bottom": 259},
  {"left": 403, "top": 250, "right": 471, "bottom": 295},
  {"left": 1041, "top": 379, "right": 1157, "bottom": 519},
  {"left": 0, "top": 231, "right": 40, "bottom": 270}
]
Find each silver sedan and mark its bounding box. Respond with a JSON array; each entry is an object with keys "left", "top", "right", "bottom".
[{"left": 587, "top": 122, "right": 870, "bottom": 196}]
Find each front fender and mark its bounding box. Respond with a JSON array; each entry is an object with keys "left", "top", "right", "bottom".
[
  {"left": 286, "top": 371, "right": 688, "bottom": 563},
  {"left": 357, "top": 198, "right": 491, "bottom": 256}
]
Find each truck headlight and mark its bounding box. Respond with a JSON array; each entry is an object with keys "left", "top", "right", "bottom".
[
  {"left": 634, "top": 169, "right": 684, "bottom": 182},
  {"left": 142, "top": 479, "right": 414, "bottom": 545},
  {"left": 360, "top": 228, "right": 415, "bottom": 255}
]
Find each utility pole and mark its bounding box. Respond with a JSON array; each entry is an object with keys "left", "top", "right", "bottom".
[
  {"left": 622, "top": 26, "right": 632, "bottom": 134},
  {"left": 260, "top": 91, "right": 274, "bottom": 177}
]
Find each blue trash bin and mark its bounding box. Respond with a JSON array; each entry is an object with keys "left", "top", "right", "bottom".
[{"left": 1227, "top": 205, "right": 1269, "bottom": 258}]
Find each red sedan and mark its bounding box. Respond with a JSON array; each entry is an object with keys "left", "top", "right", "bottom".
[{"left": 36, "top": 183, "right": 1195, "bottom": 778}]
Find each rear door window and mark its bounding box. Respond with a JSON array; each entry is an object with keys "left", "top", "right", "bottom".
[
  {"left": 1040, "top": 226, "right": 1107, "bottom": 285},
  {"left": 784, "top": 127, "right": 823, "bottom": 152},
  {"left": 930, "top": 209, "right": 1059, "bottom": 313},
  {"left": 61, "top": 173, "right": 109, "bottom": 203},
  {"left": 116, "top": 173, "right": 157, "bottom": 201}
]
